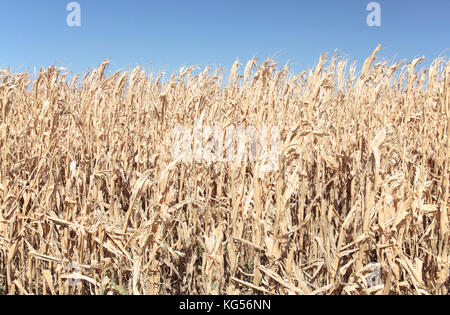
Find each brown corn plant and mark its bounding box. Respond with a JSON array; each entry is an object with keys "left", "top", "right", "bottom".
[{"left": 0, "top": 46, "right": 449, "bottom": 295}]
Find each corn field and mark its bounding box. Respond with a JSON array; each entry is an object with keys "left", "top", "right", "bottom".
[{"left": 0, "top": 46, "right": 448, "bottom": 295}]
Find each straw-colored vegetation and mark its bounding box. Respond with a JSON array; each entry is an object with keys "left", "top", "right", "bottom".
[{"left": 0, "top": 46, "right": 448, "bottom": 295}]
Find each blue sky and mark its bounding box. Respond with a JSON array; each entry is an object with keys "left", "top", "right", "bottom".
[{"left": 0, "top": 0, "right": 449, "bottom": 76}]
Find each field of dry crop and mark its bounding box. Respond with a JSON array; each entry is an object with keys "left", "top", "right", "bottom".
[{"left": 0, "top": 46, "right": 448, "bottom": 295}]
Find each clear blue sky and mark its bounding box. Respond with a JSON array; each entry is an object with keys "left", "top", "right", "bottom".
[{"left": 0, "top": 0, "right": 449, "bottom": 75}]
